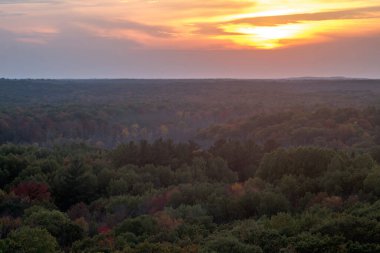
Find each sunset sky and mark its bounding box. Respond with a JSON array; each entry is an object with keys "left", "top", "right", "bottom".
[{"left": 1, "top": 0, "right": 380, "bottom": 78}]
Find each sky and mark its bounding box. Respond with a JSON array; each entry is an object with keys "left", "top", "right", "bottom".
[{"left": 0, "top": 0, "right": 380, "bottom": 78}]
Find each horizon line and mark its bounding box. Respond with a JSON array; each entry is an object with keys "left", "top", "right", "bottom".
[{"left": 1, "top": 76, "right": 379, "bottom": 81}]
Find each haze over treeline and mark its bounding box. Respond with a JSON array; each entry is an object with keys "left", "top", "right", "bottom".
[{"left": 1, "top": 78, "right": 380, "bottom": 147}]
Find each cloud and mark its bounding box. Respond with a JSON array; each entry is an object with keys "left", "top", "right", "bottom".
[
  {"left": 193, "top": 24, "right": 242, "bottom": 36},
  {"left": 188, "top": 4, "right": 380, "bottom": 49},
  {"left": 0, "top": 25, "right": 59, "bottom": 45},
  {"left": 1, "top": 0, "right": 380, "bottom": 51},
  {"left": 118, "top": 0, "right": 254, "bottom": 11},
  {"left": 15, "top": 37, "right": 48, "bottom": 44},
  {"left": 79, "top": 18, "right": 175, "bottom": 38},
  {"left": 0, "top": 10, "right": 24, "bottom": 16},
  {"left": 227, "top": 5, "right": 380, "bottom": 26},
  {"left": 0, "top": 0, "right": 61, "bottom": 3}
]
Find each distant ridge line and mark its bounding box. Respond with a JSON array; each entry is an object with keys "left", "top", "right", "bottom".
[{"left": 0, "top": 77, "right": 378, "bottom": 81}]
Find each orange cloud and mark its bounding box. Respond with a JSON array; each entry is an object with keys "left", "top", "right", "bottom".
[{"left": 0, "top": 0, "right": 380, "bottom": 49}]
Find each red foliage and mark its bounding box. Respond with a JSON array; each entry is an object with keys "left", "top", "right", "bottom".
[
  {"left": 97, "top": 225, "right": 111, "bottom": 234},
  {"left": 11, "top": 181, "right": 51, "bottom": 202}
]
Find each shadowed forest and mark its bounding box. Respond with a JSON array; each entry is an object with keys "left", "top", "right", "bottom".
[{"left": 1, "top": 79, "right": 380, "bottom": 252}]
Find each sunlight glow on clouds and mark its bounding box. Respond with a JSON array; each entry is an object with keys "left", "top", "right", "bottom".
[
  {"left": 0, "top": 0, "right": 379, "bottom": 50},
  {"left": 0, "top": 0, "right": 380, "bottom": 78}
]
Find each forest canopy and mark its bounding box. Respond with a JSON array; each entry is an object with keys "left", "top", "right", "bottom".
[{"left": 0, "top": 79, "right": 380, "bottom": 252}]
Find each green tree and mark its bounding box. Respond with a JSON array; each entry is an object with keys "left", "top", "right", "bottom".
[
  {"left": 51, "top": 159, "right": 97, "bottom": 209},
  {"left": 3, "top": 227, "right": 59, "bottom": 253},
  {"left": 115, "top": 215, "right": 158, "bottom": 240},
  {"left": 363, "top": 167, "right": 380, "bottom": 197},
  {"left": 287, "top": 232, "right": 343, "bottom": 253},
  {"left": 201, "top": 235, "right": 263, "bottom": 253},
  {"left": 24, "top": 207, "right": 83, "bottom": 247},
  {"left": 257, "top": 191, "right": 290, "bottom": 216}
]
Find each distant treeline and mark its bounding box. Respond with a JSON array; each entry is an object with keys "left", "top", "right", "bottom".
[{"left": 0, "top": 79, "right": 380, "bottom": 147}]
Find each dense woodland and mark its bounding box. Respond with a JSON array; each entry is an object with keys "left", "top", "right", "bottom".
[
  {"left": 1, "top": 79, "right": 380, "bottom": 252},
  {"left": 1, "top": 79, "right": 379, "bottom": 146}
]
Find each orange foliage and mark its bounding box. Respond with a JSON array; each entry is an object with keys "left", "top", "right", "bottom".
[
  {"left": 180, "top": 244, "right": 199, "bottom": 253},
  {"left": 148, "top": 187, "right": 180, "bottom": 214},
  {"left": 308, "top": 192, "right": 343, "bottom": 210},
  {"left": 154, "top": 211, "right": 183, "bottom": 231},
  {"left": 74, "top": 217, "right": 89, "bottom": 234},
  {"left": 322, "top": 196, "right": 343, "bottom": 210},
  {"left": 229, "top": 183, "right": 245, "bottom": 197}
]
